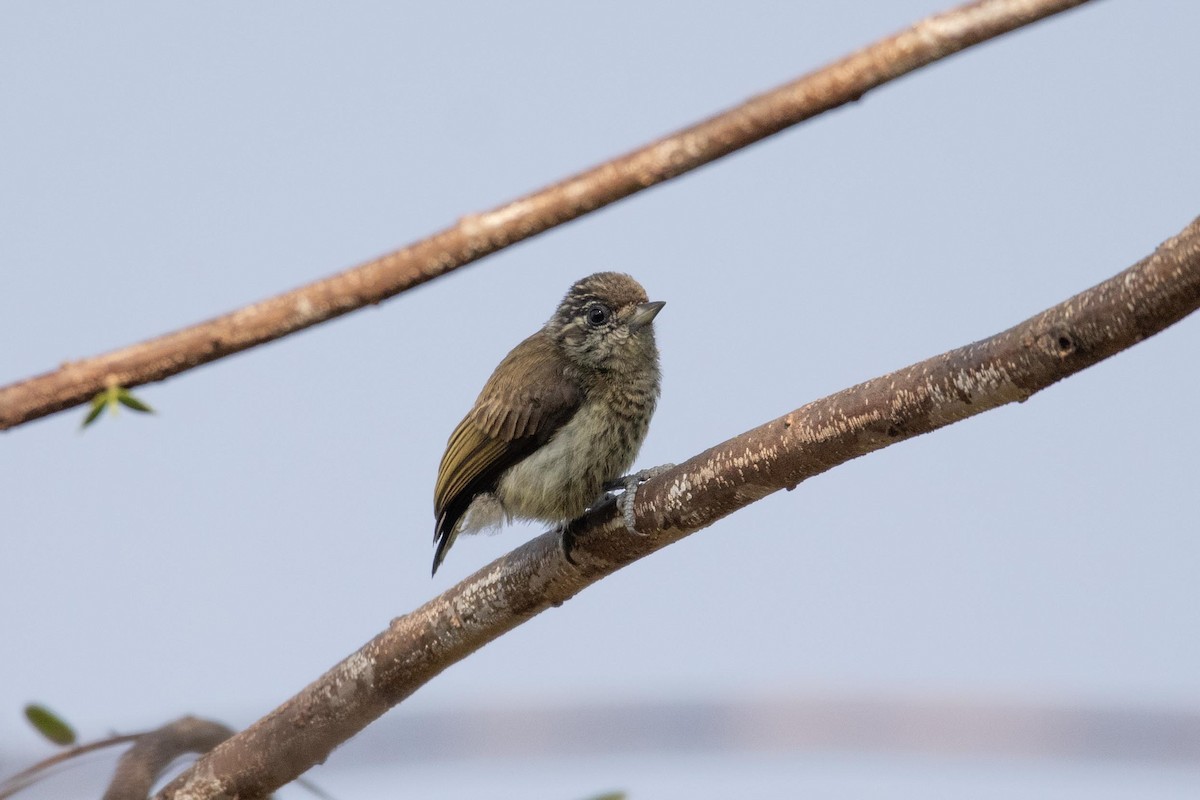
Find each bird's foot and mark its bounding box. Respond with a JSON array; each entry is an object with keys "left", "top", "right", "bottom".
[
  {"left": 560, "top": 523, "right": 575, "bottom": 565},
  {"left": 559, "top": 516, "right": 587, "bottom": 566},
  {"left": 607, "top": 463, "right": 675, "bottom": 535}
]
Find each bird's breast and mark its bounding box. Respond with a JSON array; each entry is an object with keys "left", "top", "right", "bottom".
[{"left": 495, "top": 383, "right": 657, "bottom": 523}]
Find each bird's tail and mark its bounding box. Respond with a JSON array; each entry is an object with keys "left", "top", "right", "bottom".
[{"left": 432, "top": 516, "right": 457, "bottom": 576}]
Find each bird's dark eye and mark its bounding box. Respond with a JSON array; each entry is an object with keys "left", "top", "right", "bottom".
[{"left": 586, "top": 305, "right": 610, "bottom": 327}]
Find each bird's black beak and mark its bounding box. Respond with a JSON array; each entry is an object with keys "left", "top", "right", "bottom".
[{"left": 628, "top": 301, "right": 665, "bottom": 332}]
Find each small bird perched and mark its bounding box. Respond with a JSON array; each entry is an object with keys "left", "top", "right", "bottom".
[{"left": 432, "top": 272, "right": 665, "bottom": 575}]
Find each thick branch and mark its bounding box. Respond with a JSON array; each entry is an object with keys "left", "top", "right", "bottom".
[
  {"left": 157, "top": 216, "right": 1200, "bottom": 799},
  {"left": 0, "top": 0, "right": 1090, "bottom": 431}
]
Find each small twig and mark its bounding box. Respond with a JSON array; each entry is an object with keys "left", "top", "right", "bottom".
[
  {"left": 0, "top": 733, "right": 142, "bottom": 799},
  {"left": 0, "top": 0, "right": 1091, "bottom": 431}
]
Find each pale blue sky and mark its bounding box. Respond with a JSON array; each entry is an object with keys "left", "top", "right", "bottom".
[{"left": 2, "top": 2, "right": 1199, "bottom": 798}]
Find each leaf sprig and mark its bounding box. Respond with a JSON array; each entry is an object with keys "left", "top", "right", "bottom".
[{"left": 81, "top": 384, "right": 154, "bottom": 429}]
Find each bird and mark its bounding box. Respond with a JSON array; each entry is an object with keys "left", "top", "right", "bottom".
[{"left": 432, "top": 271, "right": 665, "bottom": 575}]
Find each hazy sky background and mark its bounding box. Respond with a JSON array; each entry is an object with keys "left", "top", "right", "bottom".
[{"left": 3, "top": 2, "right": 1199, "bottom": 798}]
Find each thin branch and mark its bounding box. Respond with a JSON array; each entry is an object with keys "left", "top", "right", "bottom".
[
  {"left": 101, "top": 717, "right": 233, "bottom": 800},
  {"left": 156, "top": 216, "right": 1200, "bottom": 799},
  {"left": 0, "top": 0, "right": 1091, "bottom": 431},
  {"left": 0, "top": 733, "right": 143, "bottom": 800}
]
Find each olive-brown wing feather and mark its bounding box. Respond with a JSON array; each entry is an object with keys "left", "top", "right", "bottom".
[{"left": 433, "top": 333, "right": 581, "bottom": 562}]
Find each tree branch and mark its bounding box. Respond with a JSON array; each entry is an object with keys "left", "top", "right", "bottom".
[
  {"left": 101, "top": 718, "right": 233, "bottom": 800},
  {"left": 156, "top": 215, "right": 1200, "bottom": 799},
  {"left": 0, "top": 718, "right": 233, "bottom": 800},
  {"left": 0, "top": 0, "right": 1091, "bottom": 431},
  {"left": 0, "top": 734, "right": 142, "bottom": 800}
]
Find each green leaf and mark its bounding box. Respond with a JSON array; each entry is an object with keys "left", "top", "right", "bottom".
[
  {"left": 80, "top": 386, "right": 155, "bottom": 428},
  {"left": 116, "top": 389, "right": 154, "bottom": 414},
  {"left": 23, "top": 704, "right": 76, "bottom": 746},
  {"left": 81, "top": 393, "right": 108, "bottom": 429}
]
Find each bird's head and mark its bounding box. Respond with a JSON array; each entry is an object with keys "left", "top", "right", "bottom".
[{"left": 548, "top": 272, "right": 664, "bottom": 374}]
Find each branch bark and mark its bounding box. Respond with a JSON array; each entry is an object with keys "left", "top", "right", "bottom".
[
  {"left": 155, "top": 216, "right": 1200, "bottom": 799},
  {"left": 0, "top": 0, "right": 1091, "bottom": 431}
]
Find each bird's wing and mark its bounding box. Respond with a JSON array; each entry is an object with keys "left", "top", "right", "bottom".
[{"left": 433, "top": 333, "right": 581, "bottom": 569}]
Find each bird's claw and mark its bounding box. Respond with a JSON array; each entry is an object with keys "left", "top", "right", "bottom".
[
  {"left": 560, "top": 517, "right": 584, "bottom": 566},
  {"left": 611, "top": 463, "right": 675, "bottom": 535}
]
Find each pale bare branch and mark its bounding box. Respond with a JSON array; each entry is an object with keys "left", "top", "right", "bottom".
[
  {"left": 0, "top": 0, "right": 1090, "bottom": 431},
  {"left": 155, "top": 216, "right": 1200, "bottom": 799}
]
